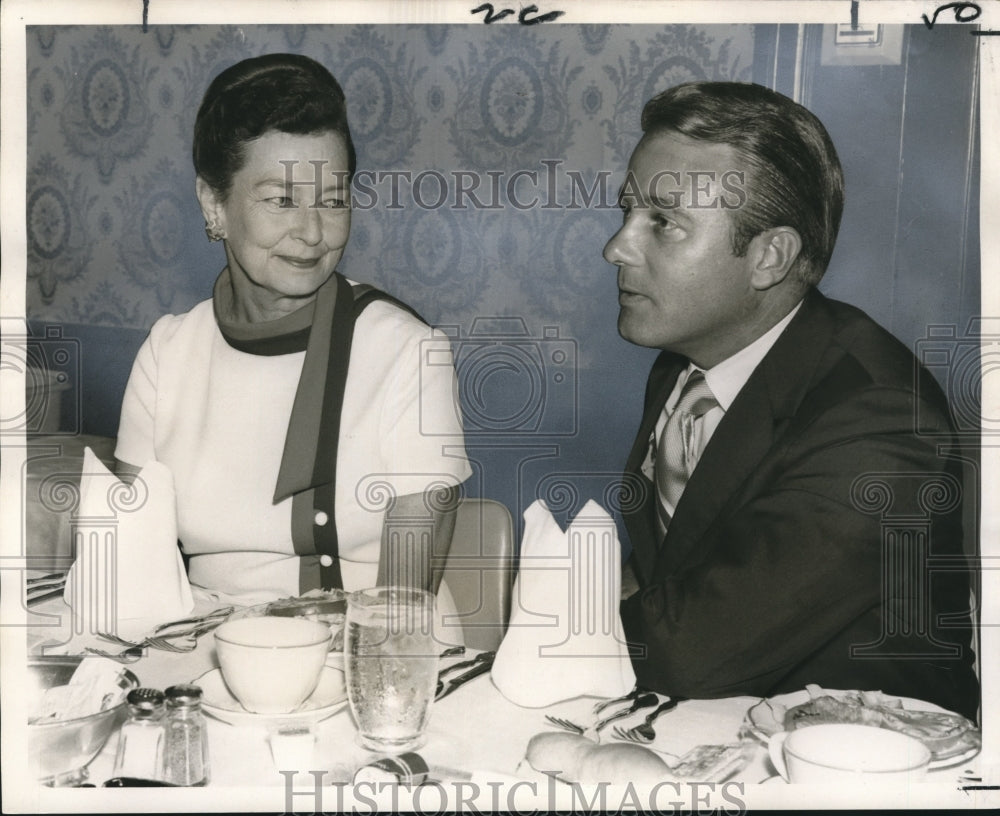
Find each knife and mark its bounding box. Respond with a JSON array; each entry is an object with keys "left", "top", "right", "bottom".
[
  {"left": 26, "top": 572, "right": 67, "bottom": 586},
  {"left": 435, "top": 653, "right": 495, "bottom": 701},
  {"left": 103, "top": 777, "right": 181, "bottom": 787},
  {"left": 27, "top": 576, "right": 67, "bottom": 607},
  {"left": 27, "top": 575, "right": 66, "bottom": 592},
  {"left": 26, "top": 587, "right": 67, "bottom": 607}
]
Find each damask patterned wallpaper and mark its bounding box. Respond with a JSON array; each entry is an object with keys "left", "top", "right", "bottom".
[
  {"left": 25, "top": 24, "right": 753, "bottom": 336},
  {"left": 25, "top": 23, "right": 755, "bottom": 520},
  {"left": 21, "top": 22, "right": 981, "bottom": 534}
]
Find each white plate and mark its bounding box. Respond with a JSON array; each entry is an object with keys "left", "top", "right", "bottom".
[
  {"left": 925, "top": 743, "right": 983, "bottom": 771},
  {"left": 195, "top": 667, "right": 348, "bottom": 728},
  {"left": 743, "top": 689, "right": 980, "bottom": 770}
]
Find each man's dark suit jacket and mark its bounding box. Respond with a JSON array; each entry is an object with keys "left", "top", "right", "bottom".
[{"left": 620, "top": 288, "right": 980, "bottom": 721}]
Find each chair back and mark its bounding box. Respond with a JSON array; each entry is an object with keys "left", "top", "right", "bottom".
[{"left": 441, "top": 498, "right": 516, "bottom": 651}]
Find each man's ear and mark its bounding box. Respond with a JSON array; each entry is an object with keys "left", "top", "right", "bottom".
[
  {"left": 748, "top": 226, "right": 802, "bottom": 290},
  {"left": 195, "top": 176, "right": 225, "bottom": 229}
]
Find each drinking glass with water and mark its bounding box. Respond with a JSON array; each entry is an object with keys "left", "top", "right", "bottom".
[{"left": 344, "top": 587, "right": 439, "bottom": 753}]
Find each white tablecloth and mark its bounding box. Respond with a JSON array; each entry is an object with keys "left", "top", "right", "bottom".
[{"left": 16, "top": 593, "right": 994, "bottom": 813}]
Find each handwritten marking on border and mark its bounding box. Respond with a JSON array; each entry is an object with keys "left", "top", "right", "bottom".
[{"left": 471, "top": 4, "right": 565, "bottom": 24}]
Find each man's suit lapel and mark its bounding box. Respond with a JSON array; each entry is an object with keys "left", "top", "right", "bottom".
[{"left": 661, "top": 289, "right": 840, "bottom": 574}]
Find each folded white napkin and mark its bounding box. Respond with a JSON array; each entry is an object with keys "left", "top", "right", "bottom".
[
  {"left": 63, "top": 447, "right": 193, "bottom": 639},
  {"left": 492, "top": 499, "right": 636, "bottom": 707}
]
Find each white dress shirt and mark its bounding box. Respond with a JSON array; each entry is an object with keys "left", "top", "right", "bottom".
[{"left": 642, "top": 301, "right": 803, "bottom": 519}]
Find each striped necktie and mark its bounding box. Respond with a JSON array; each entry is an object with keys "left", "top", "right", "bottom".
[{"left": 654, "top": 370, "right": 718, "bottom": 535}]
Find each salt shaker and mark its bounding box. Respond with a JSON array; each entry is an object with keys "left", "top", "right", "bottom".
[
  {"left": 163, "top": 684, "right": 210, "bottom": 786},
  {"left": 112, "top": 688, "right": 166, "bottom": 781}
]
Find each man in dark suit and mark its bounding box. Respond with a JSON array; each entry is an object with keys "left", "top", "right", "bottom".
[{"left": 608, "top": 81, "right": 979, "bottom": 720}]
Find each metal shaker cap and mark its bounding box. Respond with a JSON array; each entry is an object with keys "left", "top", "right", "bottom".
[
  {"left": 164, "top": 684, "right": 203, "bottom": 708},
  {"left": 126, "top": 687, "right": 165, "bottom": 716}
]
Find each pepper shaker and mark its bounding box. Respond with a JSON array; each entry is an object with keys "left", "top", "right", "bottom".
[{"left": 163, "top": 684, "right": 210, "bottom": 786}]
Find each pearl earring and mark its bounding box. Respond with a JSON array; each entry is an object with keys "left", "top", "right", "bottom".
[{"left": 204, "top": 221, "right": 226, "bottom": 242}]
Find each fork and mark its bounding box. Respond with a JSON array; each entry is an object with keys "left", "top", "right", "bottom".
[
  {"left": 96, "top": 625, "right": 214, "bottom": 654},
  {"left": 96, "top": 630, "right": 193, "bottom": 653},
  {"left": 611, "top": 696, "right": 687, "bottom": 744},
  {"left": 545, "top": 692, "right": 659, "bottom": 740},
  {"left": 84, "top": 645, "right": 144, "bottom": 663},
  {"left": 592, "top": 685, "right": 645, "bottom": 716},
  {"left": 88, "top": 634, "right": 192, "bottom": 659},
  {"left": 96, "top": 607, "right": 234, "bottom": 653},
  {"left": 145, "top": 618, "right": 232, "bottom": 652},
  {"left": 150, "top": 606, "right": 234, "bottom": 637}
]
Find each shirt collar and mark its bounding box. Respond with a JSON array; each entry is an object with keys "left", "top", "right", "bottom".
[{"left": 697, "top": 300, "right": 804, "bottom": 411}]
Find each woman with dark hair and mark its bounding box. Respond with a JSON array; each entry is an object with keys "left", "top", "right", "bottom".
[{"left": 115, "top": 54, "right": 470, "bottom": 615}]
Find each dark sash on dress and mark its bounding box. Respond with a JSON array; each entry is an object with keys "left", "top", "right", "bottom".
[{"left": 214, "top": 270, "right": 422, "bottom": 592}]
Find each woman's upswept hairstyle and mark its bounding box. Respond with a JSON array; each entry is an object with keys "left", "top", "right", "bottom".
[
  {"left": 641, "top": 81, "right": 844, "bottom": 285},
  {"left": 193, "top": 53, "right": 356, "bottom": 199}
]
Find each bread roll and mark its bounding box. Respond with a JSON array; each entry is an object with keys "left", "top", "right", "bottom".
[{"left": 525, "top": 732, "right": 671, "bottom": 784}]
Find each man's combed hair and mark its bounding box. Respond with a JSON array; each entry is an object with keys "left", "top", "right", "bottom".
[
  {"left": 193, "top": 53, "right": 357, "bottom": 200},
  {"left": 641, "top": 81, "right": 844, "bottom": 285}
]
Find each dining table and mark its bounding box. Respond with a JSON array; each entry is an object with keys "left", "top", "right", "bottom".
[{"left": 13, "top": 581, "right": 995, "bottom": 814}]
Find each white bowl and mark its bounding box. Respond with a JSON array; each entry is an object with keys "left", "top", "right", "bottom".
[
  {"left": 769, "top": 723, "right": 931, "bottom": 783},
  {"left": 227, "top": 590, "right": 347, "bottom": 655},
  {"left": 214, "top": 617, "right": 332, "bottom": 714}
]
